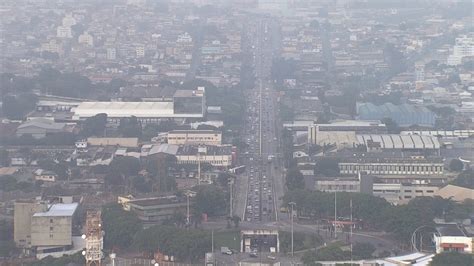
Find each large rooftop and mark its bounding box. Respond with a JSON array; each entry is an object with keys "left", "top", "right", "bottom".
[
  {"left": 33, "top": 203, "right": 78, "bottom": 217},
  {"left": 436, "top": 223, "right": 466, "bottom": 237},
  {"left": 357, "top": 134, "right": 440, "bottom": 149},
  {"left": 72, "top": 101, "right": 203, "bottom": 118}
]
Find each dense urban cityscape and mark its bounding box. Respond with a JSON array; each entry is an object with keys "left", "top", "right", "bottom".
[{"left": 0, "top": 0, "right": 472, "bottom": 265}]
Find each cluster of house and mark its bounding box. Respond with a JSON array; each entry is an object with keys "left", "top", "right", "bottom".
[{"left": 0, "top": 0, "right": 248, "bottom": 87}]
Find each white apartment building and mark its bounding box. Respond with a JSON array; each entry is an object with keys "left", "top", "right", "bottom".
[
  {"left": 136, "top": 45, "right": 145, "bottom": 58},
  {"left": 167, "top": 130, "right": 222, "bottom": 145},
  {"left": 56, "top": 26, "right": 72, "bottom": 38},
  {"left": 78, "top": 32, "right": 94, "bottom": 46},
  {"left": 447, "top": 35, "right": 474, "bottom": 65},
  {"left": 62, "top": 13, "right": 76, "bottom": 28},
  {"left": 106, "top": 47, "right": 116, "bottom": 60}
]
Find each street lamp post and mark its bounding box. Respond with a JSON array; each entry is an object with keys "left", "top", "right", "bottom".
[
  {"left": 289, "top": 202, "right": 296, "bottom": 257},
  {"left": 334, "top": 190, "right": 337, "bottom": 239}
]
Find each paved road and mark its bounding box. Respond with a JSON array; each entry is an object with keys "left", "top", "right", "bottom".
[{"left": 235, "top": 17, "right": 283, "bottom": 225}]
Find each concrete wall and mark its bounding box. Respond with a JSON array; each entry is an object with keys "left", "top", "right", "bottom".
[
  {"left": 31, "top": 216, "right": 73, "bottom": 247},
  {"left": 14, "top": 202, "right": 48, "bottom": 248}
]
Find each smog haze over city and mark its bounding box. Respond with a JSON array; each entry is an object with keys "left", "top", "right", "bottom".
[{"left": 0, "top": 0, "right": 473, "bottom": 265}]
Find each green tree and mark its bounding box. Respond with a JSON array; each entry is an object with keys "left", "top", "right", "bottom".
[
  {"left": 382, "top": 118, "right": 400, "bottom": 134},
  {"left": 118, "top": 116, "right": 142, "bottom": 138},
  {"left": 0, "top": 175, "right": 18, "bottom": 191},
  {"left": 302, "top": 244, "right": 346, "bottom": 263},
  {"left": 27, "top": 252, "right": 85, "bottom": 266},
  {"left": 231, "top": 215, "right": 241, "bottom": 228},
  {"left": 286, "top": 167, "right": 305, "bottom": 190},
  {"left": 0, "top": 149, "right": 10, "bottom": 166},
  {"left": 133, "top": 225, "right": 211, "bottom": 262},
  {"left": 430, "top": 252, "right": 473, "bottom": 266},
  {"left": 194, "top": 185, "right": 226, "bottom": 217},
  {"left": 131, "top": 175, "right": 152, "bottom": 193},
  {"left": 449, "top": 159, "right": 464, "bottom": 172},
  {"left": 110, "top": 156, "right": 140, "bottom": 177},
  {"left": 2, "top": 93, "right": 38, "bottom": 120},
  {"left": 81, "top": 113, "right": 107, "bottom": 137},
  {"left": 352, "top": 242, "right": 375, "bottom": 259},
  {"left": 451, "top": 170, "right": 474, "bottom": 189},
  {"left": 315, "top": 158, "right": 340, "bottom": 176},
  {"left": 142, "top": 123, "right": 161, "bottom": 140},
  {"left": 102, "top": 203, "right": 141, "bottom": 249}
]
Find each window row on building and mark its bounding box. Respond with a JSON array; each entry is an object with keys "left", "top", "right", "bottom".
[{"left": 339, "top": 163, "right": 443, "bottom": 175}]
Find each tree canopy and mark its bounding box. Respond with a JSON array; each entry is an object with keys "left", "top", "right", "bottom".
[
  {"left": 451, "top": 170, "right": 474, "bottom": 189},
  {"left": 449, "top": 159, "right": 464, "bottom": 172},
  {"left": 2, "top": 93, "right": 38, "bottom": 120},
  {"left": 133, "top": 225, "right": 211, "bottom": 262},
  {"left": 283, "top": 190, "right": 472, "bottom": 243},
  {"left": 430, "top": 252, "right": 473, "bottom": 266},
  {"left": 101, "top": 203, "right": 142, "bottom": 250},
  {"left": 81, "top": 113, "right": 107, "bottom": 137},
  {"left": 194, "top": 184, "right": 226, "bottom": 217},
  {"left": 118, "top": 116, "right": 142, "bottom": 138},
  {"left": 286, "top": 167, "right": 305, "bottom": 190}
]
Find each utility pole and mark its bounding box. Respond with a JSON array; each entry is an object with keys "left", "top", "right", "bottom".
[
  {"left": 229, "top": 179, "right": 233, "bottom": 217},
  {"left": 334, "top": 191, "right": 337, "bottom": 239},
  {"left": 350, "top": 198, "right": 353, "bottom": 264},
  {"left": 198, "top": 153, "right": 201, "bottom": 185},
  {"left": 289, "top": 202, "right": 296, "bottom": 257},
  {"left": 186, "top": 191, "right": 190, "bottom": 227},
  {"left": 259, "top": 79, "right": 263, "bottom": 157}
]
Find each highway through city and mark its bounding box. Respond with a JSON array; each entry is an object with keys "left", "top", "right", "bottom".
[
  {"left": 223, "top": 16, "right": 401, "bottom": 264},
  {"left": 234, "top": 17, "right": 285, "bottom": 226}
]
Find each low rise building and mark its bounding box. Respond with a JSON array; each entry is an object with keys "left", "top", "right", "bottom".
[
  {"left": 306, "top": 174, "right": 373, "bottom": 194},
  {"left": 34, "top": 169, "right": 58, "bottom": 182},
  {"left": 16, "top": 118, "right": 69, "bottom": 139},
  {"left": 372, "top": 183, "right": 439, "bottom": 205},
  {"left": 433, "top": 223, "right": 473, "bottom": 254},
  {"left": 119, "top": 196, "right": 188, "bottom": 228},
  {"left": 176, "top": 145, "right": 233, "bottom": 167},
  {"left": 14, "top": 199, "right": 79, "bottom": 255},
  {"left": 337, "top": 153, "right": 444, "bottom": 176},
  {"left": 31, "top": 203, "right": 79, "bottom": 255},
  {"left": 167, "top": 130, "right": 222, "bottom": 145}
]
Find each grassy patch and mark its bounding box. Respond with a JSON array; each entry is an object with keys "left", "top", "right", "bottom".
[{"left": 214, "top": 230, "right": 241, "bottom": 251}]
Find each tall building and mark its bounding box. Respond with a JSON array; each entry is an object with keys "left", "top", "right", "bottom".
[
  {"left": 14, "top": 201, "right": 48, "bottom": 249},
  {"left": 447, "top": 35, "right": 474, "bottom": 66},
  {"left": 14, "top": 199, "right": 79, "bottom": 255},
  {"left": 106, "top": 47, "right": 116, "bottom": 60}
]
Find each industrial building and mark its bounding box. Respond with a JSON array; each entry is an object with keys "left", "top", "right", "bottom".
[
  {"left": 16, "top": 118, "right": 70, "bottom": 139},
  {"left": 72, "top": 87, "right": 206, "bottom": 123},
  {"left": 356, "top": 134, "right": 440, "bottom": 151},
  {"left": 167, "top": 130, "right": 222, "bottom": 145},
  {"left": 119, "top": 195, "right": 188, "bottom": 228},
  {"left": 331, "top": 151, "right": 444, "bottom": 176},
  {"left": 339, "top": 157, "right": 444, "bottom": 176},
  {"left": 372, "top": 183, "right": 439, "bottom": 205},
  {"left": 357, "top": 103, "right": 436, "bottom": 127}
]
